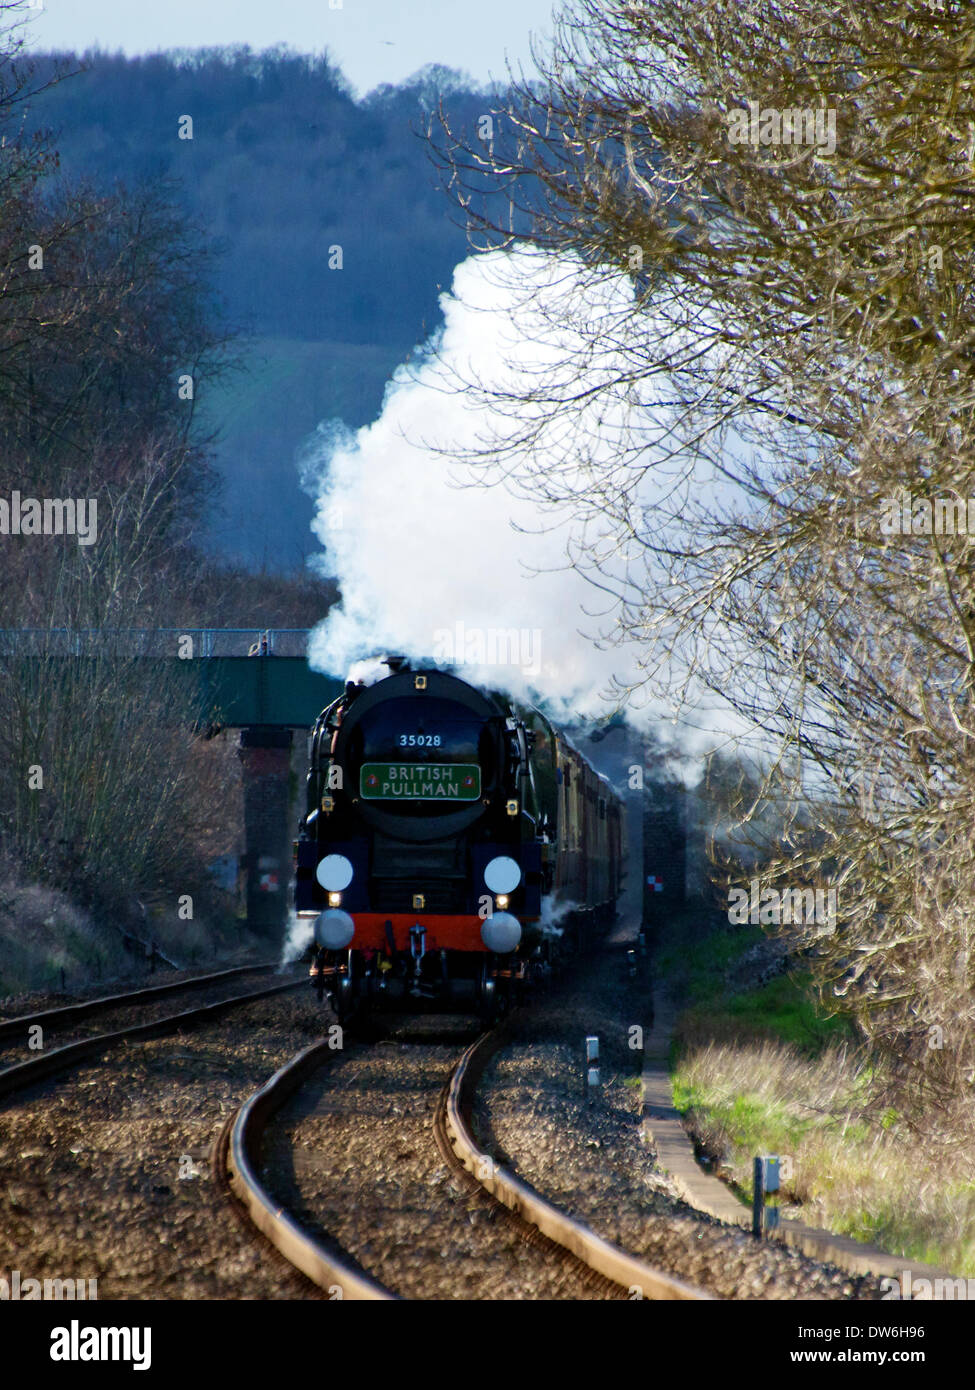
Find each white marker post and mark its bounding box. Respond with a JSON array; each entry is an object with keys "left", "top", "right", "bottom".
[{"left": 585, "top": 1035, "right": 600, "bottom": 1098}]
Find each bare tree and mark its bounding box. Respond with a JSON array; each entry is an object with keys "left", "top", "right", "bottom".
[
  {"left": 0, "top": 4, "right": 240, "bottom": 925},
  {"left": 0, "top": 455, "right": 241, "bottom": 915},
  {"left": 433, "top": 0, "right": 975, "bottom": 1118}
]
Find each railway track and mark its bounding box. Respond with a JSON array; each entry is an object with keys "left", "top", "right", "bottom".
[
  {"left": 438, "top": 1024, "right": 711, "bottom": 1301},
  {"left": 0, "top": 982, "right": 329, "bottom": 1299},
  {"left": 0, "top": 960, "right": 280, "bottom": 1043},
  {"left": 0, "top": 964, "right": 306, "bottom": 1101},
  {"left": 220, "top": 1013, "right": 712, "bottom": 1301},
  {"left": 218, "top": 1036, "right": 395, "bottom": 1300},
  {"left": 1, "top": 948, "right": 855, "bottom": 1301}
]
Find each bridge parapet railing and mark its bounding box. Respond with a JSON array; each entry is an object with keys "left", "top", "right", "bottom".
[{"left": 0, "top": 629, "right": 312, "bottom": 658}]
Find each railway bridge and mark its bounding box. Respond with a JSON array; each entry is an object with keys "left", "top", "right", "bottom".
[{"left": 0, "top": 628, "right": 343, "bottom": 935}]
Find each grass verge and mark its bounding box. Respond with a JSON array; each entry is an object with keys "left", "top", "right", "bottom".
[{"left": 660, "top": 913, "right": 975, "bottom": 1273}]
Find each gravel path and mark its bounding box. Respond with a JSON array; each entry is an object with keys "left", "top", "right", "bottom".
[
  {"left": 472, "top": 944, "right": 888, "bottom": 1301},
  {"left": 262, "top": 1016, "right": 623, "bottom": 1300},
  {"left": 0, "top": 990, "right": 328, "bottom": 1299}
]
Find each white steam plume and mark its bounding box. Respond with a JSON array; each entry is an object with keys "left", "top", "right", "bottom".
[
  {"left": 301, "top": 248, "right": 746, "bottom": 740},
  {"left": 279, "top": 909, "right": 314, "bottom": 967}
]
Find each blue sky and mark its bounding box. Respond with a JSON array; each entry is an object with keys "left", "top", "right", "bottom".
[{"left": 24, "top": 0, "right": 557, "bottom": 94}]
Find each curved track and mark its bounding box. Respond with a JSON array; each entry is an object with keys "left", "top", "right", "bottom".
[
  {"left": 218, "top": 1038, "right": 395, "bottom": 1300},
  {"left": 222, "top": 1015, "right": 712, "bottom": 1301},
  {"left": 440, "top": 1026, "right": 712, "bottom": 1301}
]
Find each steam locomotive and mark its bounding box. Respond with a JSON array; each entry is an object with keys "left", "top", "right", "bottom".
[{"left": 293, "top": 657, "right": 624, "bottom": 1018}]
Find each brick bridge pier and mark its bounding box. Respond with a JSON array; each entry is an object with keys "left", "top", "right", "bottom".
[{"left": 238, "top": 727, "right": 295, "bottom": 936}]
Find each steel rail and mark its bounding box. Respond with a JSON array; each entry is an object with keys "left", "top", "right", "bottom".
[
  {"left": 0, "top": 977, "right": 306, "bottom": 1100},
  {"left": 222, "top": 1038, "right": 396, "bottom": 1301},
  {"left": 441, "top": 1027, "right": 714, "bottom": 1302},
  {"left": 0, "top": 961, "right": 282, "bottom": 1043}
]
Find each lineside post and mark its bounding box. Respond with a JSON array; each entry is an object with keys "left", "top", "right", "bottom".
[
  {"left": 752, "top": 1154, "right": 780, "bottom": 1236},
  {"left": 585, "top": 1035, "right": 600, "bottom": 1098}
]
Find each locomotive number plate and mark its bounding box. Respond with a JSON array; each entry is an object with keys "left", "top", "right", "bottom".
[{"left": 359, "top": 763, "right": 481, "bottom": 801}]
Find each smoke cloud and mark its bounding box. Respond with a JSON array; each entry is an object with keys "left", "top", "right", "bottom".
[{"left": 301, "top": 249, "right": 738, "bottom": 740}]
